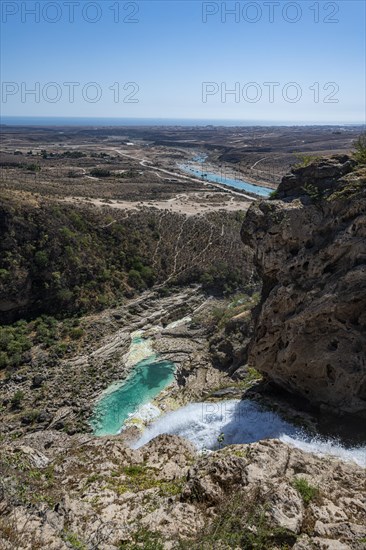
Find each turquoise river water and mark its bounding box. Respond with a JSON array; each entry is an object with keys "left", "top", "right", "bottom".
[
  {"left": 90, "top": 339, "right": 175, "bottom": 436},
  {"left": 178, "top": 156, "right": 273, "bottom": 197}
]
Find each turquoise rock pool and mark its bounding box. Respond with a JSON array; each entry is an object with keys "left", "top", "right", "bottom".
[
  {"left": 90, "top": 333, "right": 176, "bottom": 436},
  {"left": 90, "top": 355, "right": 175, "bottom": 436}
]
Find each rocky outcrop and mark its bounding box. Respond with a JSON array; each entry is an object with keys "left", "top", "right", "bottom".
[
  {"left": 242, "top": 156, "right": 366, "bottom": 417},
  {"left": 1, "top": 433, "right": 365, "bottom": 549},
  {"left": 183, "top": 439, "right": 366, "bottom": 548},
  {"left": 277, "top": 155, "right": 356, "bottom": 200}
]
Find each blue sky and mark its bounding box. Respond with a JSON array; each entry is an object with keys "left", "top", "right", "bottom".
[{"left": 1, "top": 0, "right": 365, "bottom": 123}]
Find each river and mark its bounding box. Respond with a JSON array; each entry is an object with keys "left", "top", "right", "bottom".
[{"left": 178, "top": 154, "right": 273, "bottom": 197}]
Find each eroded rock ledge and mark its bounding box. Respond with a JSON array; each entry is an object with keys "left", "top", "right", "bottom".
[
  {"left": 242, "top": 156, "right": 366, "bottom": 417},
  {"left": 1, "top": 434, "right": 365, "bottom": 549}
]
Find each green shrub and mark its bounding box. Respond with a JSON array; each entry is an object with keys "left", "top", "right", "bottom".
[
  {"left": 26, "top": 163, "right": 41, "bottom": 172},
  {"left": 128, "top": 269, "right": 145, "bottom": 290},
  {"left": 352, "top": 133, "right": 366, "bottom": 164},
  {"left": 57, "top": 289, "right": 74, "bottom": 303},
  {"left": 69, "top": 327, "right": 84, "bottom": 340},
  {"left": 302, "top": 183, "right": 323, "bottom": 202},
  {"left": 61, "top": 151, "right": 86, "bottom": 159},
  {"left": 200, "top": 261, "right": 243, "bottom": 295},
  {"left": 292, "top": 477, "right": 319, "bottom": 505},
  {"left": 90, "top": 168, "right": 111, "bottom": 177},
  {"left": 123, "top": 464, "right": 146, "bottom": 477},
  {"left": 139, "top": 265, "right": 155, "bottom": 287},
  {"left": 0, "top": 351, "right": 9, "bottom": 368},
  {"left": 0, "top": 269, "right": 10, "bottom": 282},
  {"left": 294, "top": 154, "right": 320, "bottom": 168},
  {"left": 269, "top": 189, "right": 279, "bottom": 199},
  {"left": 59, "top": 226, "right": 77, "bottom": 240},
  {"left": 63, "top": 531, "right": 87, "bottom": 550},
  {"left": 21, "top": 409, "right": 41, "bottom": 424},
  {"left": 0, "top": 325, "right": 32, "bottom": 368},
  {"left": 52, "top": 343, "right": 68, "bottom": 357},
  {"left": 119, "top": 527, "right": 164, "bottom": 550},
  {"left": 11, "top": 390, "right": 25, "bottom": 410},
  {"left": 34, "top": 250, "right": 49, "bottom": 269}
]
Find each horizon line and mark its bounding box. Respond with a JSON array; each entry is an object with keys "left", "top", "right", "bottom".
[{"left": 1, "top": 115, "right": 365, "bottom": 128}]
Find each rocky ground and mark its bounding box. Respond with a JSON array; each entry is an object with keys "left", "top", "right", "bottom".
[
  {"left": 1, "top": 278, "right": 365, "bottom": 549},
  {"left": 1, "top": 433, "right": 365, "bottom": 549}
]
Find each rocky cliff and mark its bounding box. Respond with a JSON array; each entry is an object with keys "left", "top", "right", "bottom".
[{"left": 242, "top": 155, "right": 366, "bottom": 417}]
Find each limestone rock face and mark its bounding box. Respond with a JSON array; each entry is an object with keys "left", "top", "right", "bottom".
[
  {"left": 1, "top": 435, "right": 365, "bottom": 549},
  {"left": 241, "top": 157, "right": 366, "bottom": 416}
]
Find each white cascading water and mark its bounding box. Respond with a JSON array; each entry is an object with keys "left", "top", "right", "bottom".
[
  {"left": 131, "top": 400, "right": 366, "bottom": 468},
  {"left": 279, "top": 434, "right": 366, "bottom": 468}
]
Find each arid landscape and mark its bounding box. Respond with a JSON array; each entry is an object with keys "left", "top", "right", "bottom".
[
  {"left": 1, "top": 0, "right": 365, "bottom": 544},
  {"left": 1, "top": 124, "right": 361, "bottom": 198},
  {"left": 1, "top": 123, "right": 366, "bottom": 548}
]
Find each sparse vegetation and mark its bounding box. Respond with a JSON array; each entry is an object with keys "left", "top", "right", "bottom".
[
  {"left": 63, "top": 531, "right": 87, "bottom": 550},
  {"left": 269, "top": 188, "right": 280, "bottom": 199},
  {"left": 90, "top": 167, "right": 111, "bottom": 177},
  {"left": 0, "top": 315, "right": 85, "bottom": 372},
  {"left": 11, "top": 390, "right": 25, "bottom": 410},
  {"left": 328, "top": 177, "right": 366, "bottom": 201},
  {"left": 119, "top": 527, "right": 165, "bottom": 550},
  {"left": 302, "top": 183, "right": 323, "bottom": 202},
  {"left": 26, "top": 163, "right": 41, "bottom": 172},
  {"left": 60, "top": 150, "right": 87, "bottom": 159},
  {"left": 178, "top": 491, "right": 297, "bottom": 549},
  {"left": 292, "top": 477, "right": 319, "bottom": 506},
  {"left": 352, "top": 133, "right": 366, "bottom": 164},
  {"left": 109, "top": 464, "right": 185, "bottom": 497},
  {"left": 294, "top": 154, "right": 320, "bottom": 169},
  {"left": 206, "top": 291, "right": 260, "bottom": 329}
]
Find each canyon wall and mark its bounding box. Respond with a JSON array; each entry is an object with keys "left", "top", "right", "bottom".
[
  {"left": 0, "top": 196, "right": 251, "bottom": 323},
  {"left": 242, "top": 156, "right": 366, "bottom": 417}
]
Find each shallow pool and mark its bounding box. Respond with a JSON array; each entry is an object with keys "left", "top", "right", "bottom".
[{"left": 90, "top": 355, "right": 175, "bottom": 436}]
